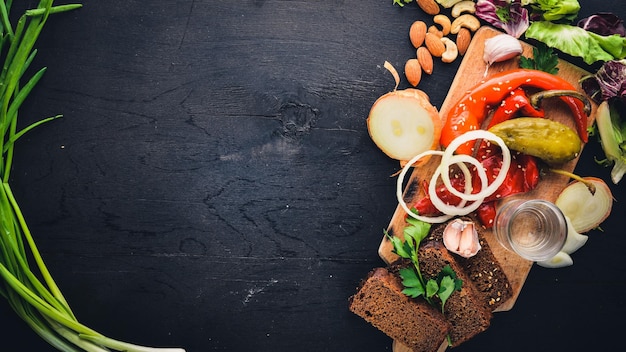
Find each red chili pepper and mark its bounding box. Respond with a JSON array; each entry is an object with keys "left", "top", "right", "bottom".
[
  {"left": 440, "top": 69, "right": 590, "bottom": 155},
  {"left": 486, "top": 88, "right": 544, "bottom": 129}
]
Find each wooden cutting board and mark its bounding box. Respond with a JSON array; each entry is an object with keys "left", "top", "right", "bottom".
[{"left": 378, "top": 25, "right": 597, "bottom": 319}]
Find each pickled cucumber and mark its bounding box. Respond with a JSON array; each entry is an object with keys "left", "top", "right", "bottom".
[{"left": 488, "top": 118, "right": 582, "bottom": 164}]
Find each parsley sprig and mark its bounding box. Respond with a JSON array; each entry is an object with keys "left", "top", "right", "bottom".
[
  {"left": 519, "top": 42, "right": 560, "bottom": 74},
  {"left": 385, "top": 216, "right": 462, "bottom": 313}
]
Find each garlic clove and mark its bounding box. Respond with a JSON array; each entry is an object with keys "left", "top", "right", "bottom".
[
  {"left": 483, "top": 33, "right": 523, "bottom": 66},
  {"left": 442, "top": 219, "right": 481, "bottom": 258},
  {"left": 442, "top": 219, "right": 463, "bottom": 251}
]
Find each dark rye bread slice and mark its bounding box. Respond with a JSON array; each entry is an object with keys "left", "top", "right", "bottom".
[
  {"left": 418, "top": 241, "right": 492, "bottom": 347},
  {"left": 427, "top": 220, "right": 513, "bottom": 311},
  {"left": 349, "top": 267, "right": 450, "bottom": 352}
]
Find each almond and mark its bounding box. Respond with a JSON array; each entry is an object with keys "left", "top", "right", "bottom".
[
  {"left": 456, "top": 27, "right": 471, "bottom": 56},
  {"left": 404, "top": 58, "right": 422, "bottom": 87},
  {"left": 424, "top": 32, "right": 445, "bottom": 57},
  {"left": 428, "top": 25, "right": 443, "bottom": 38},
  {"left": 416, "top": 47, "right": 434, "bottom": 75},
  {"left": 416, "top": 0, "right": 440, "bottom": 16},
  {"left": 409, "top": 21, "right": 427, "bottom": 48}
]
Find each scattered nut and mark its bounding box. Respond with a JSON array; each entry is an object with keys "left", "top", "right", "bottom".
[
  {"left": 441, "top": 37, "right": 458, "bottom": 63},
  {"left": 451, "top": 0, "right": 476, "bottom": 18},
  {"left": 451, "top": 13, "right": 481, "bottom": 34},
  {"left": 409, "top": 21, "right": 427, "bottom": 48},
  {"left": 433, "top": 14, "right": 452, "bottom": 36},
  {"left": 404, "top": 58, "right": 422, "bottom": 87},
  {"left": 436, "top": 0, "right": 464, "bottom": 8},
  {"left": 416, "top": 0, "right": 440, "bottom": 15},
  {"left": 428, "top": 25, "right": 443, "bottom": 38},
  {"left": 417, "top": 47, "right": 434, "bottom": 74},
  {"left": 424, "top": 32, "right": 446, "bottom": 57},
  {"left": 456, "top": 27, "right": 471, "bottom": 55}
]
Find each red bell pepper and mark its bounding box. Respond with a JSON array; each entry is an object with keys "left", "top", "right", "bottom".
[
  {"left": 412, "top": 140, "right": 540, "bottom": 228},
  {"left": 440, "top": 69, "right": 591, "bottom": 155},
  {"left": 486, "top": 88, "right": 544, "bottom": 129}
]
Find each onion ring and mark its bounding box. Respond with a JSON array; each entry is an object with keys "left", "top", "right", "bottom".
[
  {"left": 428, "top": 153, "right": 489, "bottom": 216},
  {"left": 440, "top": 130, "right": 511, "bottom": 202},
  {"left": 396, "top": 150, "right": 454, "bottom": 223}
]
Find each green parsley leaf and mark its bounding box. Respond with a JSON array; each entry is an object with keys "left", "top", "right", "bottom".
[
  {"left": 405, "top": 217, "right": 431, "bottom": 243},
  {"left": 399, "top": 267, "right": 425, "bottom": 298},
  {"left": 393, "top": 0, "right": 413, "bottom": 7},
  {"left": 399, "top": 267, "right": 420, "bottom": 287},
  {"left": 385, "top": 230, "right": 411, "bottom": 259},
  {"left": 402, "top": 286, "right": 425, "bottom": 298},
  {"left": 438, "top": 264, "right": 463, "bottom": 291},
  {"left": 437, "top": 276, "right": 456, "bottom": 313},
  {"left": 519, "top": 42, "right": 559, "bottom": 74},
  {"left": 385, "top": 219, "right": 462, "bottom": 312},
  {"left": 425, "top": 278, "right": 439, "bottom": 298}
]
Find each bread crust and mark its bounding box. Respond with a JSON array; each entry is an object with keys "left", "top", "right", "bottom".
[
  {"left": 428, "top": 220, "right": 513, "bottom": 310},
  {"left": 349, "top": 267, "right": 450, "bottom": 352},
  {"left": 418, "top": 240, "right": 492, "bottom": 347}
]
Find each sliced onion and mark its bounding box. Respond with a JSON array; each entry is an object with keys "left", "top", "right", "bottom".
[
  {"left": 396, "top": 150, "right": 454, "bottom": 223},
  {"left": 440, "top": 130, "right": 511, "bottom": 201},
  {"left": 396, "top": 130, "right": 512, "bottom": 222},
  {"left": 555, "top": 177, "right": 613, "bottom": 233},
  {"left": 428, "top": 154, "right": 488, "bottom": 216}
]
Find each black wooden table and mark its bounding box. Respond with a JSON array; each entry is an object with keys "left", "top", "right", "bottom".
[{"left": 2, "top": 1, "right": 625, "bottom": 351}]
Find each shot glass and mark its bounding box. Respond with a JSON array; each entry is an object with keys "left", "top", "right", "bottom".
[{"left": 493, "top": 199, "right": 567, "bottom": 262}]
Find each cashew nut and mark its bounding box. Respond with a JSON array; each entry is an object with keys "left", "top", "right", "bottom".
[
  {"left": 451, "top": 14, "right": 481, "bottom": 34},
  {"left": 441, "top": 37, "right": 459, "bottom": 63},
  {"left": 436, "top": 0, "right": 464, "bottom": 8},
  {"left": 433, "top": 14, "right": 452, "bottom": 36},
  {"left": 451, "top": 0, "right": 476, "bottom": 18}
]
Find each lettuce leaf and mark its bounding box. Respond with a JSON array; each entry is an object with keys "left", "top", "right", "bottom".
[
  {"left": 525, "top": 21, "right": 626, "bottom": 64},
  {"left": 532, "top": 0, "right": 580, "bottom": 22}
]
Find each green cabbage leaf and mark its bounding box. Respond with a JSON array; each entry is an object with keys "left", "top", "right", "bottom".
[{"left": 525, "top": 21, "right": 626, "bottom": 64}]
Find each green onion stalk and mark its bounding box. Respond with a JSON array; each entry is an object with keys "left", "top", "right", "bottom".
[{"left": 0, "top": 1, "right": 185, "bottom": 351}]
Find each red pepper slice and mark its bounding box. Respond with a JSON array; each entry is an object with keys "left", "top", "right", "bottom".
[
  {"left": 475, "top": 202, "right": 496, "bottom": 228},
  {"left": 486, "top": 88, "right": 544, "bottom": 129},
  {"left": 412, "top": 140, "right": 540, "bottom": 228},
  {"left": 440, "top": 69, "right": 590, "bottom": 155}
]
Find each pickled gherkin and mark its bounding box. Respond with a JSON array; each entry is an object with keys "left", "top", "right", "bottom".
[{"left": 488, "top": 118, "right": 582, "bottom": 164}]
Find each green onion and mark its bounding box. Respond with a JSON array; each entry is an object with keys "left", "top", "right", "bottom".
[{"left": 0, "top": 1, "right": 185, "bottom": 351}]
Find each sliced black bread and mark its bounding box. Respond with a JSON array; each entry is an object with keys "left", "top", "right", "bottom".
[{"left": 349, "top": 267, "right": 450, "bottom": 352}]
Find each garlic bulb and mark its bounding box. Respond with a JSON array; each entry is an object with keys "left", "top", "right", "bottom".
[
  {"left": 442, "top": 218, "right": 481, "bottom": 258},
  {"left": 483, "top": 33, "right": 523, "bottom": 66}
]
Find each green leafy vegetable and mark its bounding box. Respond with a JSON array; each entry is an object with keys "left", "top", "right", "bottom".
[
  {"left": 385, "top": 215, "right": 462, "bottom": 313},
  {"left": 525, "top": 21, "right": 626, "bottom": 65},
  {"left": 519, "top": 42, "right": 559, "bottom": 74},
  {"left": 0, "top": 2, "right": 185, "bottom": 351},
  {"left": 392, "top": 0, "right": 413, "bottom": 7},
  {"left": 530, "top": 0, "right": 580, "bottom": 22},
  {"left": 595, "top": 101, "right": 626, "bottom": 184}
]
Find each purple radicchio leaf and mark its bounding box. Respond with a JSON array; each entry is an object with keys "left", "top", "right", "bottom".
[
  {"left": 475, "top": 0, "right": 529, "bottom": 38},
  {"left": 577, "top": 13, "right": 626, "bottom": 37},
  {"left": 582, "top": 59, "right": 626, "bottom": 104}
]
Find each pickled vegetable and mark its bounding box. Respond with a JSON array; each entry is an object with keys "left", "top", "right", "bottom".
[{"left": 488, "top": 117, "right": 582, "bottom": 164}]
